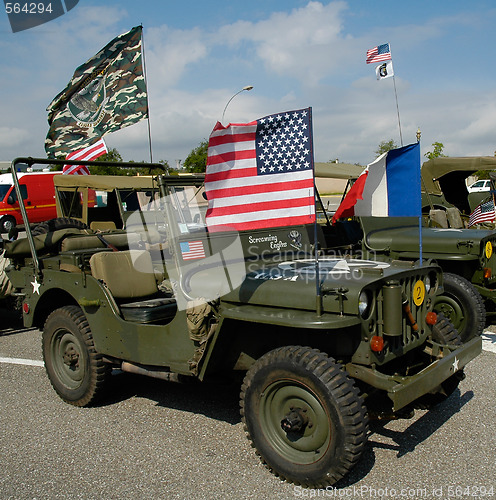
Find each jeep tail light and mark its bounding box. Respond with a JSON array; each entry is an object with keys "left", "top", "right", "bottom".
[
  {"left": 425, "top": 311, "right": 437, "bottom": 325},
  {"left": 23, "top": 302, "right": 30, "bottom": 314},
  {"left": 483, "top": 267, "right": 492, "bottom": 279},
  {"left": 370, "top": 336, "right": 384, "bottom": 352}
]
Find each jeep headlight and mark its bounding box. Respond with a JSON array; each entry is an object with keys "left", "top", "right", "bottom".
[
  {"left": 425, "top": 276, "right": 431, "bottom": 293},
  {"left": 359, "top": 290, "right": 370, "bottom": 318},
  {"left": 426, "top": 272, "right": 438, "bottom": 294}
]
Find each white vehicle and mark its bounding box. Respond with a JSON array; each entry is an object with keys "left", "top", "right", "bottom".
[{"left": 467, "top": 179, "right": 491, "bottom": 193}]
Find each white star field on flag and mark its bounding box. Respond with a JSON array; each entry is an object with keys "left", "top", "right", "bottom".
[{"left": 256, "top": 109, "right": 312, "bottom": 175}]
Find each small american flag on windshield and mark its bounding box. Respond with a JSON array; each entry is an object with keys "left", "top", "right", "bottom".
[{"left": 180, "top": 241, "right": 206, "bottom": 260}]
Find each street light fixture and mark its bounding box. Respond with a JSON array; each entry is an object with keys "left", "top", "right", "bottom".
[{"left": 221, "top": 85, "right": 253, "bottom": 123}]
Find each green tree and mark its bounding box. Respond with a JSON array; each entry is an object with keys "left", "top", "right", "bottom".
[
  {"left": 424, "top": 142, "right": 446, "bottom": 160},
  {"left": 87, "top": 148, "right": 126, "bottom": 175},
  {"left": 184, "top": 140, "right": 208, "bottom": 173},
  {"left": 375, "top": 139, "right": 398, "bottom": 158}
]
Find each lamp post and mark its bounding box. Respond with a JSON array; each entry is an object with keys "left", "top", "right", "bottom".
[{"left": 221, "top": 85, "right": 253, "bottom": 123}]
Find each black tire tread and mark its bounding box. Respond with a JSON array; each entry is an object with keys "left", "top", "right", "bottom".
[
  {"left": 43, "top": 305, "right": 110, "bottom": 407},
  {"left": 32, "top": 217, "right": 88, "bottom": 236},
  {"left": 434, "top": 272, "right": 485, "bottom": 342},
  {"left": 431, "top": 313, "right": 463, "bottom": 346},
  {"left": 240, "top": 346, "right": 368, "bottom": 488}
]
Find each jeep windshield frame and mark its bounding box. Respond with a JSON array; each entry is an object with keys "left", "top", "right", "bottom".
[{"left": 8, "top": 157, "right": 168, "bottom": 277}]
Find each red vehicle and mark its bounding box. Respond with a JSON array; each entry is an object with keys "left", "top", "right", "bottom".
[{"left": 0, "top": 172, "right": 60, "bottom": 233}]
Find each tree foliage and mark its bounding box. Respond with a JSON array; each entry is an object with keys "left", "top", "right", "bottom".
[
  {"left": 184, "top": 140, "right": 208, "bottom": 173},
  {"left": 375, "top": 139, "right": 398, "bottom": 158},
  {"left": 424, "top": 142, "right": 447, "bottom": 160}
]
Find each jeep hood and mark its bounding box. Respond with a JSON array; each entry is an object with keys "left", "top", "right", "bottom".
[
  {"left": 365, "top": 225, "right": 495, "bottom": 257},
  {"left": 219, "top": 258, "right": 408, "bottom": 315}
]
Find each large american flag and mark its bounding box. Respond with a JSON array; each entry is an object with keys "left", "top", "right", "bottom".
[
  {"left": 366, "top": 43, "right": 391, "bottom": 64},
  {"left": 205, "top": 108, "right": 316, "bottom": 231},
  {"left": 468, "top": 199, "right": 496, "bottom": 227},
  {"left": 63, "top": 138, "right": 107, "bottom": 175}
]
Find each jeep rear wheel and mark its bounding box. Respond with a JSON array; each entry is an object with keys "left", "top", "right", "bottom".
[
  {"left": 43, "top": 305, "right": 110, "bottom": 407},
  {"left": 240, "top": 346, "right": 368, "bottom": 488},
  {"left": 433, "top": 273, "right": 485, "bottom": 342}
]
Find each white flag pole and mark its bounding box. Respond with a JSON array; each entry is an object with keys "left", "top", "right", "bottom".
[{"left": 392, "top": 74, "right": 403, "bottom": 147}]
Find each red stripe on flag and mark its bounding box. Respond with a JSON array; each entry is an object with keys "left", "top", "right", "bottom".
[
  {"left": 206, "top": 196, "right": 313, "bottom": 218},
  {"left": 206, "top": 149, "right": 257, "bottom": 166},
  {"left": 63, "top": 138, "right": 107, "bottom": 175},
  {"left": 208, "top": 215, "right": 315, "bottom": 233},
  {"left": 208, "top": 132, "right": 256, "bottom": 147},
  {"left": 206, "top": 177, "right": 314, "bottom": 199}
]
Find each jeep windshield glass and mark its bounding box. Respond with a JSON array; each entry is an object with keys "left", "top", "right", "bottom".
[{"left": 168, "top": 185, "right": 207, "bottom": 234}]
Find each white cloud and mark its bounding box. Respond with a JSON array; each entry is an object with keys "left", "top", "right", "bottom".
[
  {"left": 216, "top": 1, "right": 352, "bottom": 85},
  {"left": 145, "top": 25, "right": 208, "bottom": 87}
]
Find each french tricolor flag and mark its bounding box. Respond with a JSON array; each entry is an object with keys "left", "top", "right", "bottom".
[{"left": 332, "top": 143, "right": 421, "bottom": 223}]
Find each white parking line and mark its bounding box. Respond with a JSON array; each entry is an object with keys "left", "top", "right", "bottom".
[
  {"left": 0, "top": 357, "right": 44, "bottom": 367},
  {"left": 482, "top": 331, "right": 496, "bottom": 354},
  {"left": 1, "top": 332, "right": 495, "bottom": 369}
]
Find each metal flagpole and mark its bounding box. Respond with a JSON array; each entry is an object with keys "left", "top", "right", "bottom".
[
  {"left": 392, "top": 75, "right": 403, "bottom": 147},
  {"left": 140, "top": 24, "right": 154, "bottom": 163},
  {"left": 416, "top": 130, "right": 423, "bottom": 264}
]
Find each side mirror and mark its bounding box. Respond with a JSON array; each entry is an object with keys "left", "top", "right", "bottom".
[{"left": 7, "top": 196, "right": 14, "bottom": 205}]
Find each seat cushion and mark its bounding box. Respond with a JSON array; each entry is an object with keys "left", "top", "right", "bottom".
[
  {"left": 120, "top": 297, "right": 177, "bottom": 323},
  {"left": 89, "top": 250, "right": 158, "bottom": 298}
]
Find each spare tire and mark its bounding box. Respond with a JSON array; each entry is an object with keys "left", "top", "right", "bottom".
[{"left": 31, "top": 218, "right": 88, "bottom": 236}]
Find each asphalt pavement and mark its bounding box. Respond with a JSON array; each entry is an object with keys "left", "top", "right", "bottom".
[{"left": 1, "top": 308, "right": 495, "bottom": 500}]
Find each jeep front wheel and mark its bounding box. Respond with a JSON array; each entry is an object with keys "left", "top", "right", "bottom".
[
  {"left": 43, "top": 305, "right": 110, "bottom": 407},
  {"left": 433, "top": 273, "right": 485, "bottom": 342},
  {"left": 240, "top": 346, "right": 368, "bottom": 488}
]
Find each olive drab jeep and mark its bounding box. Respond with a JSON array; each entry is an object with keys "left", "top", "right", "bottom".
[
  {"left": 316, "top": 162, "right": 492, "bottom": 343},
  {"left": 2, "top": 158, "right": 482, "bottom": 489}
]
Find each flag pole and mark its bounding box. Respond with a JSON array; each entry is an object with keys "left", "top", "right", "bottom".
[
  {"left": 416, "top": 130, "right": 423, "bottom": 264},
  {"left": 392, "top": 75, "right": 403, "bottom": 147},
  {"left": 140, "top": 24, "right": 154, "bottom": 163}
]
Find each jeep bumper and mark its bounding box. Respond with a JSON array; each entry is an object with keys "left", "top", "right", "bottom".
[{"left": 346, "top": 336, "right": 482, "bottom": 411}]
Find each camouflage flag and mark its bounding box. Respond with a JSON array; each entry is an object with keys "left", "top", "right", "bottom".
[{"left": 45, "top": 25, "right": 147, "bottom": 159}]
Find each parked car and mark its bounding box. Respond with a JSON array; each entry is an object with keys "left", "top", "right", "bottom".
[{"left": 467, "top": 179, "right": 491, "bottom": 193}]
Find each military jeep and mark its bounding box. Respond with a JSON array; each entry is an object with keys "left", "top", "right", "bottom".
[
  {"left": 317, "top": 162, "right": 491, "bottom": 342},
  {"left": 421, "top": 156, "right": 496, "bottom": 228},
  {"left": 3, "top": 157, "right": 481, "bottom": 489}
]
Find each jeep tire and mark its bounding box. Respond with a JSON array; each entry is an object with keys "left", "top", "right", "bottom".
[
  {"left": 240, "top": 346, "right": 368, "bottom": 488},
  {"left": 433, "top": 273, "right": 485, "bottom": 342},
  {"left": 32, "top": 217, "right": 88, "bottom": 236},
  {"left": 43, "top": 305, "right": 110, "bottom": 407}
]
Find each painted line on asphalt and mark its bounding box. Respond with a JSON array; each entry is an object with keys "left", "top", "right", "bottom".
[
  {"left": 0, "top": 356, "right": 44, "bottom": 367},
  {"left": 1, "top": 333, "right": 495, "bottom": 368},
  {"left": 482, "top": 332, "right": 496, "bottom": 354}
]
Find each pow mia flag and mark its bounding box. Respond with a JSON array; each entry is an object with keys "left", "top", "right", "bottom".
[{"left": 376, "top": 60, "right": 394, "bottom": 80}]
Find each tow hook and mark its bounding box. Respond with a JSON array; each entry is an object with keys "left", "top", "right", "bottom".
[{"left": 281, "top": 407, "right": 310, "bottom": 433}]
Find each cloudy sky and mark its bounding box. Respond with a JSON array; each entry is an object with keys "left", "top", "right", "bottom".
[{"left": 1, "top": 0, "right": 495, "bottom": 167}]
